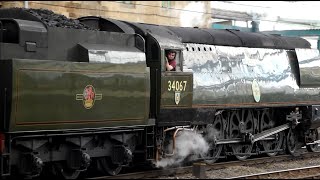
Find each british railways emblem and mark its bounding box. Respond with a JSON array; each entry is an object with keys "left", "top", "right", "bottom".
[
  {"left": 175, "top": 91, "right": 181, "bottom": 105},
  {"left": 76, "top": 85, "right": 102, "bottom": 109}
]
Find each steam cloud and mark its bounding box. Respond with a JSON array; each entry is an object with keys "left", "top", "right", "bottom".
[
  {"left": 179, "top": 1, "right": 206, "bottom": 28},
  {"left": 155, "top": 130, "right": 209, "bottom": 168}
]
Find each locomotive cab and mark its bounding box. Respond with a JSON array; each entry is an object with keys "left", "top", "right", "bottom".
[{"left": 158, "top": 47, "right": 193, "bottom": 126}]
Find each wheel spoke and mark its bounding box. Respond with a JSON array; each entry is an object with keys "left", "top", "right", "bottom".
[
  {"left": 260, "top": 109, "right": 284, "bottom": 157},
  {"left": 229, "top": 110, "right": 254, "bottom": 160},
  {"left": 203, "top": 113, "right": 224, "bottom": 163},
  {"left": 286, "top": 128, "right": 297, "bottom": 155}
]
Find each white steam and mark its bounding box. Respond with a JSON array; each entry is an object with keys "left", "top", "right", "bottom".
[
  {"left": 155, "top": 130, "right": 209, "bottom": 168},
  {"left": 179, "top": 2, "right": 206, "bottom": 28}
]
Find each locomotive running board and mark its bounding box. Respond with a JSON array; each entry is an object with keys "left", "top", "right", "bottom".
[{"left": 215, "top": 123, "right": 290, "bottom": 145}]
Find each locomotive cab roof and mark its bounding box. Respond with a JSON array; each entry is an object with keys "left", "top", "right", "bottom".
[{"left": 79, "top": 14, "right": 311, "bottom": 50}]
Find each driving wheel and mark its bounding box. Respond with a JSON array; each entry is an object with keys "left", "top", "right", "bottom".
[
  {"left": 202, "top": 113, "right": 224, "bottom": 163},
  {"left": 306, "top": 130, "right": 320, "bottom": 152},
  {"left": 229, "top": 110, "right": 254, "bottom": 160},
  {"left": 260, "top": 109, "right": 284, "bottom": 156},
  {"left": 286, "top": 128, "right": 298, "bottom": 155}
]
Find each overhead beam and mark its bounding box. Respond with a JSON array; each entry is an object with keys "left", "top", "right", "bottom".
[
  {"left": 276, "top": 17, "right": 320, "bottom": 27},
  {"left": 263, "top": 29, "right": 320, "bottom": 37},
  {"left": 211, "top": 8, "right": 253, "bottom": 21}
]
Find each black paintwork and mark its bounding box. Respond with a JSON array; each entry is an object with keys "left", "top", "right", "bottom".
[
  {"left": 78, "top": 16, "right": 135, "bottom": 34},
  {"left": 157, "top": 108, "right": 215, "bottom": 126},
  {"left": 0, "top": 61, "right": 12, "bottom": 131}
]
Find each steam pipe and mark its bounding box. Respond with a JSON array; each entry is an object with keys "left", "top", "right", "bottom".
[
  {"left": 160, "top": 126, "right": 192, "bottom": 158},
  {"left": 165, "top": 128, "right": 183, "bottom": 157},
  {"left": 163, "top": 126, "right": 190, "bottom": 132}
]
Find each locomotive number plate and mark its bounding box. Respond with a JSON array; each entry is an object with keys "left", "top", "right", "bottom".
[{"left": 167, "top": 80, "right": 187, "bottom": 91}]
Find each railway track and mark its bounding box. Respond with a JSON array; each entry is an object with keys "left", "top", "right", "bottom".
[
  {"left": 86, "top": 152, "right": 320, "bottom": 179},
  {"left": 228, "top": 165, "right": 320, "bottom": 179}
]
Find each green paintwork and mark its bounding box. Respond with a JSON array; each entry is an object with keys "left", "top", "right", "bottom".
[
  {"left": 10, "top": 59, "right": 150, "bottom": 132},
  {"left": 160, "top": 71, "right": 193, "bottom": 108}
]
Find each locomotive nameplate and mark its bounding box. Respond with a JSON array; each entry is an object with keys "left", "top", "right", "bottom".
[{"left": 252, "top": 79, "right": 261, "bottom": 102}]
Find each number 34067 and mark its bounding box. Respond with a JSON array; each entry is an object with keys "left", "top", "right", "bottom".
[{"left": 167, "top": 80, "right": 187, "bottom": 91}]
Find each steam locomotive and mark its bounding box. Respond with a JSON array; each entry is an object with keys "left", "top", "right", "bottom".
[{"left": 0, "top": 8, "right": 320, "bottom": 179}]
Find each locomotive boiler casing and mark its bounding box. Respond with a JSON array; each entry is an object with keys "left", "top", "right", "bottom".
[{"left": 182, "top": 45, "right": 320, "bottom": 107}]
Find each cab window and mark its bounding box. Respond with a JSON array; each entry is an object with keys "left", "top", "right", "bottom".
[{"left": 163, "top": 49, "right": 181, "bottom": 72}]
